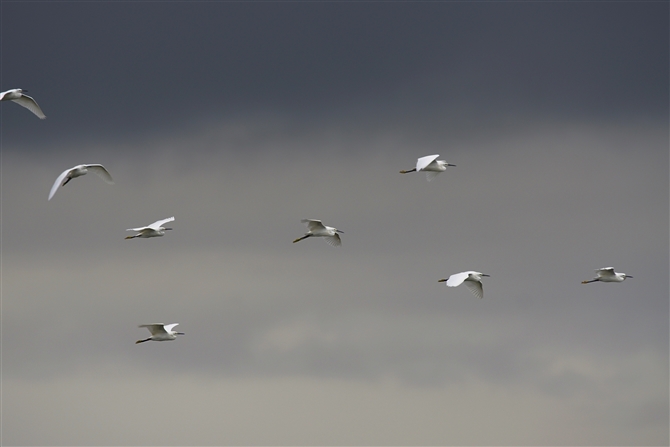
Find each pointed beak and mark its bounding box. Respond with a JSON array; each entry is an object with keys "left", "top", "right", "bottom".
[
  {"left": 482, "top": 274, "right": 490, "bottom": 277},
  {"left": 164, "top": 227, "right": 173, "bottom": 231},
  {"left": 336, "top": 230, "right": 344, "bottom": 234}
]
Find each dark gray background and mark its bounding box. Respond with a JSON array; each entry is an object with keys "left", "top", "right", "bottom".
[{"left": 2, "top": 2, "right": 668, "bottom": 445}]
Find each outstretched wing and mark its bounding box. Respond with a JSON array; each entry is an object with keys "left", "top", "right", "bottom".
[
  {"left": 139, "top": 324, "right": 168, "bottom": 336},
  {"left": 446, "top": 271, "right": 469, "bottom": 287},
  {"left": 464, "top": 280, "right": 484, "bottom": 299},
  {"left": 48, "top": 167, "right": 73, "bottom": 201},
  {"left": 324, "top": 234, "right": 342, "bottom": 247},
  {"left": 148, "top": 216, "right": 175, "bottom": 230},
  {"left": 126, "top": 226, "right": 150, "bottom": 232},
  {"left": 416, "top": 154, "right": 440, "bottom": 171},
  {"left": 596, "top": 267, "right": 616, "bottom": 279},
  {"left": 163, "top": 323, "right": 180, "bottom": 333},
  {"left": 86, "top": 164, "right": 114, "bottom": 184},
  {"left": 302, "top": 219, "right": 327, "bottom": 232},
  {"left": 12, "top": 94, "right": 46, "bottom": 119}
]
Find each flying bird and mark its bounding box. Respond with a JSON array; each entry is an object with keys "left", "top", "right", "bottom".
[
  {"left": 0, "top": 88, "right": 46, "bottom": 119},
  {"left": 400, "top": 154, "right": 455, "bottom": 181},
  {"left": 439, "top": 271, "right": 490, "bottom": 299},
  {"left": 581, "top": 267, "right": 632, "bottom": 284},
  {"left": 48, "top": 164, "right": 114, "bottom": 200},
  {"left": 293, "top": 219, "right": 343, "bottom": 246},
  {"left": 136, "top": 323, "right": 185, "bottom": 344},
  {"left": 125, "top": 217, "right": 175, "bottom": 239}
]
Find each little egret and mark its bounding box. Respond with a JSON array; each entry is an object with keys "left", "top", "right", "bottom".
[
  {"left": 0, "top": 88, "right": 46, "bottom": 119},
  {"left": 125, "top": 217, "right": 174, "bottom": 239},
  {"left": 582, "top": 267, "right": 632, "bottom": 284},
  {"left": 136, "top": 323, "right": 184, "bottom": 344},
  {"left": 439, "top": 271, "right": 490, "bottom": 299},
  {"left": 48, "top": 164, "right": 114, "bottom": 200},
  {"left": 400, "top": 154, "right": 455, "bottom": 181},
  {"left": 293, "top": 219, "right": 343, "bottom": 246}
]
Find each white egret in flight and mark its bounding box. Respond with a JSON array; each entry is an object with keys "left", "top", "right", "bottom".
[
  {"left": 125, "top": 217, "right": 175, "bottom": 239},
  {"left": 400, "top": 154, "right": 455, "bottom": 181},
  {"left": 48, "top": 164, "right": 114, "bottom": 200},
  {"left": 582, "top": 267, "right": 632, "bottom": 284},
  {"left": 0, "top": 88, "right": 46, "bottom": 119},
  {"left": 293, "top": 219, "right": 343, "bottom": 246},
  {"left": 136, "top": 323, "right": 184, "bottom": 344},
  {"left": 439, "top": 271, "right": 490, "bottom": 299}
]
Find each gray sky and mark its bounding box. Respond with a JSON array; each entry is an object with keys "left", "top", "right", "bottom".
[{"left": 2, "top": 2, "right": 668, "bottom": 446}]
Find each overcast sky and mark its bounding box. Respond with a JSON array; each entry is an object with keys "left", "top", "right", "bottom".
[{"left": 2, "top": 2, "right": 668, "bottom": 446}]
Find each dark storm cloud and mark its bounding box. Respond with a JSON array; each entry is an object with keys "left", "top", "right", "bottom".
[{"left": 2, "top": 2, "right": 667, "bottom": 148}]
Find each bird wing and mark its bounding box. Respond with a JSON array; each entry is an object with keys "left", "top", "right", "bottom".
[
  {"left": 464, "top": 280, "right": 484, "bottom": 299},
  {"left": 446, "top": 271, "right": 469, "bottom": 287},
  {"left": 163, "top": 323, "right": 180, "bottom": 333},
  {"left": 139, "top": 324, "right": 168, "bottom": 335},
  {"left": 85, "top": 164, "right": 114, "bottom": 184},
  {"left": 416, "top": 154, "right": 440, "bottom": 171},
  {"left": 126, "top": 226, "right": 150, "bottom": 232},
  {"left": 48, "top": 167, "right": 74, "bottom": 200},
  {"left": 148, "top": 216, "right": 175, "bottom": 230},
  {"left": 596, "top": 267, "right": 616, "bottom": 278},
  {"left": 424, "top": 171, "right": 441, "bottom": 182},
  {"left": 12, "top": 94, "right": 46, "bottom": 119},
  {"left": 324, "top": 233, "right": 342, "bottom": 246},
  {"left": 302, "top": 219, "right": 327, "bottom": 232},
  {"left": 0, "top": 90, "right": 11, "bottom": 100}
]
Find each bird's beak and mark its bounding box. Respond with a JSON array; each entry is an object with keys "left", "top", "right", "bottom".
[
  {"left": 336, "top": 230, "right": 344, "bottom": 234},
  {"left": 482, "top": 274, "right": 490, "bottom": 277},
  {"left": 438, "top": 279, "right": 447, "bottom": 282},
  {"left": 177, "top": 332, "right": 185, "bottom": 335},
  {"left": 626, "top": 275, "right": 633, "bottom": 278},
  {"left": 448, "top": 164, "right": 456, "bottom": 167},
  {"left": 164, "top": 228, "right": 173, "bottom": 231}
]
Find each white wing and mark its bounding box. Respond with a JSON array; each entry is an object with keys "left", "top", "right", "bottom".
[
  {"left": 596, "top": 267, "right": 616, "bottom": 278},
  {"left": 48, "top": 167, "right": 74, "bottom": 200},
  {"left": 324, "top": 234, "right": 342, "bottom": 246},
  {"left": 12, "top": 94, "right": 46, "bottom": 119},
  {"left": 139, "top": 324, "right": 168, "bottom": 336},
  {"left": 148, "top": 216, "right": 175, "bottom": 230},
  {"left": 85, "top": 164, "right": 114, "bottom": 184},
  {"left": 416, "top": 154, "right": 440, "bottom": 171},
  {"left": 163, "top": 323, "right": 180, "bottom": 333},
  {"left": 126, "top": 226, "right": 150, "bottom": 232},
  {"left": 464, "top": 280, "right": 484, "bottom": 299},
  {"left": 446, "top": 271, "right": 469, "bottom": 287},
  {"left": 302, "top": 219, "right": 327, "bottom": 232},
  {"left": 424, "top": 171, "right": 441, "bottom": 182},
  {"left": 0, "top": 90, "right": 12, "bottom": 100}
]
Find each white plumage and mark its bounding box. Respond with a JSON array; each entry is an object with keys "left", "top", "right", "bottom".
[
  {"left": 125, "top": 217, "right": 175, "bottom": 239},
  {"left": 0, "top": 88, "right": 46, "bottom": 119},
  {"left": 400, "top": 154, "right": 455, "bottom": 181},
  {"left": 582, "top": 267, "right": 632, "bottom": 284},
  {"left": 439, "top": 271, "right": 490, "bottom": 299},
  {"left": 48, "top": 164, "right": 114, "bottom": 200},
  {"left": 293, "top": 219, "right": 343, "bottom": 246},
  {"left": 136, "top": 323, "right": 185, "bottom": 344}
]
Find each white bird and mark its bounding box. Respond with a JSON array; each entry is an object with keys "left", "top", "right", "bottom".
[
  {"left": 293, "top": 219, "right": 343, "bottom": 246},
  {"left": 48, "top": 164, "right": 114, "bottom": 200},
  {"left": 0, "top": 88, "right": 46, "bottom": 119},
  {"left": 582, "top": 267, "right": 632, "bottom": 284},
  {"left": 438, "top": 271, "right": 490, "bottom": 299},
  {"left": 125, "top": 217, "right": 175, "bottom": 239},
  {"left": 136, "top": 323, "right": 185, "bottom": 344},
  {"left": 400, "top": 154, "right": 455, "bottom": 181}
]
